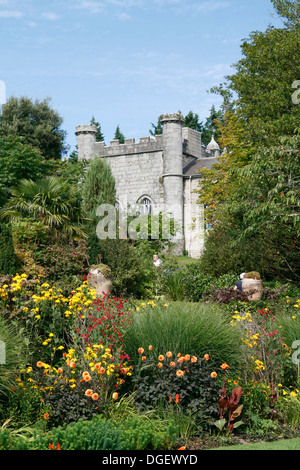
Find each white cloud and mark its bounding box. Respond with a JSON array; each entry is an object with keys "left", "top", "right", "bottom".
[
  {"left": 0, "top": 10, "right": 23, "bottom": 18},
  {"left": 42, "top": 12, "right": 60, "bottom": 21},
  {"left": 75, "top": 0, "right": 105, "bottom": 14},
  {"left": 115, "top": 11, "right": 131, "bottom": 20}
]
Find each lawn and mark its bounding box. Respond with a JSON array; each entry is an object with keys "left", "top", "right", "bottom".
[{"left": 213, "top": 437, "right": 300, "bottom": 451}]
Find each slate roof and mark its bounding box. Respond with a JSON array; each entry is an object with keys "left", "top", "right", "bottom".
[{"left": 183, "top": 156, "right": 217, "bottom": 177}]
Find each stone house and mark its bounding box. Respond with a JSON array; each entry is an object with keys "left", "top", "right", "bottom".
[{"left": 75, "top": 113, "right": 220, "bottom": 258}]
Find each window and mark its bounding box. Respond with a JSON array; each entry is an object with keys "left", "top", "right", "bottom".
[{"left": 140, "top": 197, "right": 152, "bottom": 215}]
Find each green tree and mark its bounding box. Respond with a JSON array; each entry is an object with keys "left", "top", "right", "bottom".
[
  {"left": 0, "top": 176, "right": 87, "bottom": 241},
  {"left": 114, "top": 125, "right": 125, "bottom": 144},
  {"left": 0, "top": 96, "right": 68, "bottom": 160},
  {"left": 198, "top": 0, "right": 300, "bottom": 282},
  {"left": 90, "top": 116, "right": 105, "bottom": 142},
  {"left": 201, "top": 105, "right": 224, "bottom": 146},
  {"left": 222, "top": 23, "right": 300, "bottom": 146},
  {"left": 0, "top": 137, "right": 47, "bottom": 208},
  {"left": 271, "top": 0, "right": 300, "bottom": 25},
  {"left": 149, "top": 110, "right": 203, "bottom": 136},
  {"left": 81, "top": 157, "right": 116, "bottom": 224}
]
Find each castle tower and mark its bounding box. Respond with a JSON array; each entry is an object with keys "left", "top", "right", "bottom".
[
  {"left": 75, "top": 124, "right": 98, "bottom": 160},
  {"left": 160, "top": 113, "right": 184, "bottom": 252}
]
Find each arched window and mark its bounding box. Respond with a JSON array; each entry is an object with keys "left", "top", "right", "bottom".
[{"left": 139, "top": 197, "right": 152, "bottom": 215}]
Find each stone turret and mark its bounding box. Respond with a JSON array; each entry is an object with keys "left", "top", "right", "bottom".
[
  {"left": 75, "top": 124, "right": 98, "bottom": 160},
  {"left": 160, "top": 112, "right": 184, "bottom": 252},
  {"left": 206, "top": 134, "right": 220, "bottom": 157}
]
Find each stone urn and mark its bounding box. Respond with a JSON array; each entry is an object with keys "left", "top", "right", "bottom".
[
  {"left": 88, "top": 263, "right": 112, "bottom": 298},
  {"left": 242, "top": 272, "right": 263, "bottom": 301}
]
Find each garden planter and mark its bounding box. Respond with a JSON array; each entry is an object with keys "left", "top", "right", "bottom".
[
  {"left": 242, "top": 278, "right": 263, "bottom": 301},
  {"left": 88, "top": 263, "right": 112, "bottom": 297}
]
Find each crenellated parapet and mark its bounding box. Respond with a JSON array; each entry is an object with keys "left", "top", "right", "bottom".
[{"left": 94, "top": 134, "right": 164, "bottom": 158}]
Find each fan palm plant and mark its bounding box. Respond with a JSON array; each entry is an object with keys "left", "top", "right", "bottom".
[{"left": 0, "top": 176, "right": 88, "bottom": 240}]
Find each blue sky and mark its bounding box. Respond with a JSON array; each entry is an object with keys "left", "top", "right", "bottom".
[{"left": 0, "top": 0, "right": 284, "bottom": 155}]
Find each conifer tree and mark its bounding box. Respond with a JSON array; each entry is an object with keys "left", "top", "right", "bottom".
[{"left": 81, "top": 157, "right": 116, "bottom": 224}]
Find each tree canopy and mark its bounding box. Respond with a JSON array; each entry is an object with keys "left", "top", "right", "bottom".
[
  {"left": 0, "top": 96, "right": 68, "bottom": 160},
  {"left": 197, "top": 0, "right": 300, "bottom": 282}
]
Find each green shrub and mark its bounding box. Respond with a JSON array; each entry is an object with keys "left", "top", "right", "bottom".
[
  {"left": 97, "top": 239, "right": 148, "bottom": 297},
  {"left": 123, "top": 302, "right": 242, "bottom": 370},
  {"left": 0, "top": 223, "right": 19, "bottom": 275},
  {"left": 130, "top": 350, "right": 220, "bottom": 430},
  {"left": 29, "top": 415, "right": 177, "bottom": 450}
]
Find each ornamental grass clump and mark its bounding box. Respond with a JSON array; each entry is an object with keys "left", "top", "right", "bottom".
[
  {"left": 123, "top": 301, "right": 242, "bottom": 371},
  {"left": 130, "top": 346, "right": 220, "bottom": 429}
]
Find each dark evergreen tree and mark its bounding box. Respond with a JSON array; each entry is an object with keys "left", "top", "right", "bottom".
[
  {"left": 90, "top": 116, "right": 105, "bottom": 142},
  {"left": 114, "top": 125, "right": 125, "bottom": 144}
]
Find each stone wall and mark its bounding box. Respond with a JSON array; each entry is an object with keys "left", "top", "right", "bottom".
[{"left": 75, "top": 114, "right": 218, "bottom": 258}]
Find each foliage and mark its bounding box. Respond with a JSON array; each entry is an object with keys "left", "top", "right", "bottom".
[
  {"left": 18, "top": 289, "right": 132, "bottom": 427},
  {"left": 196, "top": 110, "right": 254, "bottom": 226},
  {"left": 90, "top": 116, "right": 105, "bottom": 142},
  {"left": 33, "top": 239, "right": 88, "bottom": 287},
  {"left": 0, "top": 96, "right": 68, "bottom": 160},
  {"left": 114, "top": 125, "right": 125, "bottom": 144},
  {"left": 123, "top": 301, "right": 242, "bottom": 371},
  {"left": 97, "top": 238, "right": 149, "bottom": 297},
  {"left": 0, "top": 223, "right": 19, "bottom": 275},
  {"left": 0, "top": 315, "right": 26, "bottom": 400},
  {"left": 0, "top": 176, "right": 87, "bottom": 242},
  {"left": 81, "top": 156, "right": 116, "bottom": 224},
  {"left": 21, "top": 414, "right": 177, "bottom": 451},
  {"left": 130, "top": 347, "right": 220, "bottom": 429},
  {"left": 231, "top": 307, "right": 293, "bottom": 385},
  {"left": 0, "top": 136, "right": 47, "bottom": 208},
  {"left": 224, "top": 23, "right": 300, "bottom": 146}
]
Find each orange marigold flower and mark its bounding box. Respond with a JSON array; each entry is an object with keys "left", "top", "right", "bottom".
[
  {"left": 149, "top": 345, "right": 153, "bottom": 351},
  {"left": 37, "top": 361, "right": 43, "bottom": 368},
  {"left": 112, "top": 392, "right": 118, "bottom": 400},
  {"left": 221, "top": 363, "right": 230, "bottom": 370},
  {"left": 170, "top": 361, "right": 176, "bottom": 367},
  {"left": 99, "top": 367, "right": 105, "bottom": 374},
  {"left": 177, "top": 353, "right": 181, "bottom": 358},
  {"left": 138, "top": 347, "right": 144, "bottom": 354},
  {"left": 166, "top": 351, "right": 172, "bottom": 358},
  {"left": 43, "top": 413, "right": 49, "bottom": 419},
  {"left": 92, "top": 393, "right": 99, "bottom": 401},
  {"left": 57, "top": 368, "right": 63, "bottom": 374},
  {"left": 142, "top": 356, "right": 146, "bottom": 361},
  {"left": 211, "top": 371, "right": 217, "bottom": 378},
  {"left": 177, "top": 356, "right": 184, "bottom": 363},
  {"left": 158, "top": 362, "right": 163, "bottom": 368},
  {"left": 184, "top": 354, "right": 190, "bottom": 361},
  {"left": 176, "top": 369, "right": 184, "bottom": 377},
  {"left": 85, "top": 389, "right": 93, "bottom": 397},
  {"left": 68, "top": 361, "right": 76, "bottom": 368},
  {"left": 94, "top": 363, "right": 101, "bottom": 370},
  {"left": 204, "top": 354, "right": 209, "bottom": 361},
  {"left": 191, "top": 356, "right": 197, "bottom": 363},
  {"left": 158, "top": 355, "right": 164, "bottom": 361}
]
